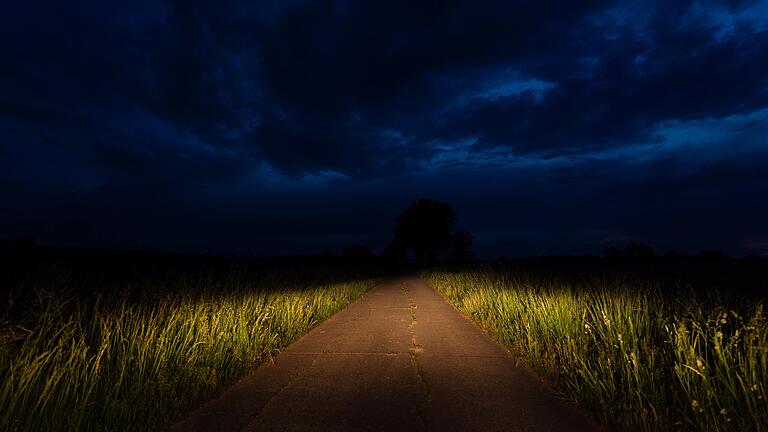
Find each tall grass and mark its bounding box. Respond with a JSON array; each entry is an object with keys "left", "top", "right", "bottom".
[
  {"left": 0, "top": 265, "right": 377, "bottom": 431},
  {"left": 423, "top": 266, "right": 767, "bottom": 432}
]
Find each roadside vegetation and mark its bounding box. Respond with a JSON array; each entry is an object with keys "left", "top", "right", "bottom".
[
  {"left": 0, "top": 248, "right": 378, "bottom": 431},
  {"left": 423, "top": 262, "right": 768, "bottom": 432}
]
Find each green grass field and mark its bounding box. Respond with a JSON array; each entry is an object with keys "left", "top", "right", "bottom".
[
  {"left": 423, "top": 265, "right": 768, "bottom": 432},
  {"left": 0, "top": 257, "right": 378, "bottom": 431}
]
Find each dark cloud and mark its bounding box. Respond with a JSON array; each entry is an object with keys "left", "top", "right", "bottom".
[
  {"left": 435, "top": 6, "right": 768, "bottom": 157},
  {"left": 1, "top": 0, "right": 767, "bottom": 256},
  {"left": 4, "top": 0, "right": 767, "bottom": 175}
]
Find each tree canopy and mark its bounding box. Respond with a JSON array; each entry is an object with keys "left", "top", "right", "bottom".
[{"left": 386, "top": 198, "right": 472, "bottom": 264}]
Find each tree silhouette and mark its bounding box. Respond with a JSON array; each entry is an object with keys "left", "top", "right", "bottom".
[
  {"left": 444, "top": 228, "right": 474, "bottom": 264},
  {"left": 390, "top": 198, "right": 471, "bottom": 265}
]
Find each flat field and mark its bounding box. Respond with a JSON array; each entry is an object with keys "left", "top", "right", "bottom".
[
  {"left": 0, "top": 246, "right": 379, "bottom": 431},
  {"left": 423, "top": 258, "right": 768, "bottom": 432}
]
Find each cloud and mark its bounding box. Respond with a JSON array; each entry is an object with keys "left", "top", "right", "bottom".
[
  {"left": 1, "top": 0, "right": 767, "bottom": 256},
  {"left": 4, "top": 0, "right": 767, "bottom": 180}
]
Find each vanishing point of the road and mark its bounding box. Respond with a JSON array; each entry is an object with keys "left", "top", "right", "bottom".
[{"left": 171, "top": 276, "right": 600, "bottom": 432}]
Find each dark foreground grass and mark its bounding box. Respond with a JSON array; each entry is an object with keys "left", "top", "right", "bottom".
[
  {"left": 0, "top": 250, "right": 379, "bottom": 431},
  {"left": 423, "top": 263, "right": 768, "bottom": 432}
]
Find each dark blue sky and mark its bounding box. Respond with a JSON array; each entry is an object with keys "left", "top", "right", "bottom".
[{"left": 1, "top": 0, "right": 767, "bottom": 257}]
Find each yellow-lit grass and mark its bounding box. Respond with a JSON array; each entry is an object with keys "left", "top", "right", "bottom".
[
  {"left": 0, "top": 268, "right": 377, "bottom": 431},
  {"left": 423, "top": 268, "right": 767, "bottom": 432}
]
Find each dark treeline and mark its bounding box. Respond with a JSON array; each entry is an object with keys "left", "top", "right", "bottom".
[
  {"left": 485, "top": 252, "right": 768, "bottom": 300},
  {"left": 0, "top": 239, "right": 385, "bottom": 323}
]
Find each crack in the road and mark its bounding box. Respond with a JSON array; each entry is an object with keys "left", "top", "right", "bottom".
[{"left": 401, "top": 281, "right": 429, "bottom": 431}]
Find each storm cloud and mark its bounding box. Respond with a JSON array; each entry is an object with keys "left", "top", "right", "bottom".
[{"left": 1, "top": 0, "right": 767, "bottom": 256}]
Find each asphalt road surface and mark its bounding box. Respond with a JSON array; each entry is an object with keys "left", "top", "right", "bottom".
[{"left": 170, "top": 276, "right": 601, "bottom": 432}]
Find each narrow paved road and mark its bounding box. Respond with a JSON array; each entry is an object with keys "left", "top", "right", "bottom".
[{"left": 171, "top": 276, "right": 600, "bottom": 432}]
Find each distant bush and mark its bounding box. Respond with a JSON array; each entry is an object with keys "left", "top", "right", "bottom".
[{"left": 342, "top": 245, "right": 374, "bottom": 260}]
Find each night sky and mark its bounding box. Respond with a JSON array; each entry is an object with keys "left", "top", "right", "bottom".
[{"left": 2, "top": 0, "right": 767, "bottom": 258}]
